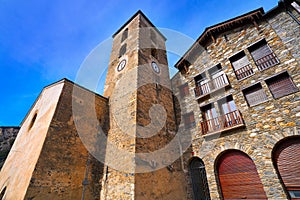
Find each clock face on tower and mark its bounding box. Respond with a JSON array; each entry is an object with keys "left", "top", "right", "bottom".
[
  {"left": 117, "top": 59, "right": 126, "bottom": 72},
  {"left": 151, "top": 61, "right": 160, "bottom": 74}
]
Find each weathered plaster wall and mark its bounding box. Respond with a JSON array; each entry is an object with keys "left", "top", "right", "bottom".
[{"left": 0, "top": 81, "right": 64, "bottom": 200}]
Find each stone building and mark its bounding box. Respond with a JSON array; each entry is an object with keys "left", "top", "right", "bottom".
[
  {"left": 0, "top": 0, "right": 299, "bottom": 199},
  {"left": 173, "top": 0, "right": 300, "bottom": 199}
]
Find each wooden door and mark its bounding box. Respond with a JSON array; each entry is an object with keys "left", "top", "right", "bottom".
[
  {"left": 273, "top": 137, "right": 300, "bottom": 199},
  {"left": 217, "top": 150, "right": 267, "bottom": 199}
]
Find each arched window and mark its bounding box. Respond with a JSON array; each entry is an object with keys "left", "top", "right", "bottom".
[
  {"left": 272, "top": 136, "right": 300, "bottom": 199},
  {"left": 216, "top": 150, "right": 267, "bottom": 199},
  {"left": 0, "top": 186, "right": 7, "bottom": 200},
  {"left": 119, "top": 44, "right": 127, "bottom": 58},
  {"left": 121, "top": 28, "right": 128, "bottom": 42},
  {"left": 189, "top": 158, "right": 211, "bottom": 200}
]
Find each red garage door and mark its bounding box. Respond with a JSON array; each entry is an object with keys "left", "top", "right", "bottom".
[
  {"left": 273, "top": 137, "right": 300, "bottom": 199},
  {"left": 217, "top": 150, "right": 267, "bottom": 199}
]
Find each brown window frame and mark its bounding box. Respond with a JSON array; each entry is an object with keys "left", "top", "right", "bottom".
[
  {"left": 265, "top": 71, "right": 299, "bottom": 99},
  {"left": 242, "top": 83, "right": 268, "bottom": 107},
  {"left": 178, "top": 83, "right": 189, "bottom": 98},
  {"left": 183, "top": 112, "right": 196, "bottom": 129},
  {"left": 229, "top": 51, "right": 254, "bottom": 80},
  {"left": 248, "top": 39, "right": 279, "bottom": 71}
]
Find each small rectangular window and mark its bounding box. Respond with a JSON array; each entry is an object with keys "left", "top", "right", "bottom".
[
  {"left": 291, "top": 2, "right": 300, "bottom": 13},
  {"left": 265, "top": 72, "right": 298, "bottom": 99},
  {"left": 229, "top": 51, "right": 254, "bottom": 80},
  {"left": 289, "top": 190, "right": 300, "bottom": 198},
  {"left": 151, "top": 29, "right": 157, "bottom": 44},
  {"left": 248, "top": 39, "right": 279, "bottom": 71},
  {"left": 243, "top": 83, "right": 268, "bottom": 106},
  {"left": 119, "top": 44, "right": 127, "bottom": 58},
  {"left": 179, "top": 83, "right": 189, "bottom": 98},
  {"left": 183, "top": 112, "right": 196, "bottom": 129},
  {"left": 121, "top": 28, "right": 128, "bottom": 42}
]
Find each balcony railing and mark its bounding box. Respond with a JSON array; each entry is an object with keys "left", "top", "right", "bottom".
[
  {"left": 235, "top": 64, "right": 254, "bottom": 80},
  {"left": 255, "top": 52, "right": 279, "bottom": 71},
  {"left": 200, "top": 110, "right": 244, "bottom": 135},
  {"left": 194, "top": 73, "right": 229, "bottom": 98}
]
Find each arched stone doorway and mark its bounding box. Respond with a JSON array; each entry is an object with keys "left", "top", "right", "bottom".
[
  {"left": 272, "top": 136, "right": 300, "bottom": 199},
  {"left": 189, "top": 157, "right": 211, "bottom": 200},
  {"left": 216, "top": 150, "right": 267, "bottom": 199}
]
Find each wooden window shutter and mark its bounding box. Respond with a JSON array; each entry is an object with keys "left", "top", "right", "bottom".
[
  {"left": 183, "top": 112, "right": 195, "bottom": 129},
  {"left": 273, "top": 137, "right": 300, "bottom": 199},
  {"left": 250, "top": 43, "right": 272, "bottom": 61},
  {"left": 243, "top": 83, "right": 267, "bottom": 106},
  {"left": 229, "top": 51, "right": 254, "bottom": 80},
  {"left": 217, "top": 150, "right": 267, "bottom": 200},
  {"left": 179, "top": 83, "right": 189, "bottom": 98},
  {"left": 231, "top": 54, "right": 250, "bottom": 70},
  {"left": 249, "top": 39, "right": 279, "bottom": 70},
  {"left": 266, "top": 72, "right": 298, "bottom": 99}
]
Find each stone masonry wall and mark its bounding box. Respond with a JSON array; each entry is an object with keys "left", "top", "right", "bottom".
[
  {"left": 24, "top": 80, "right": 109, "bottom": 200},
  {"left": 0, "top": 127, "right": 19, "bottom": 169},
  {"left": 172, "top": 10, "right": 300, "bottom": 200}
]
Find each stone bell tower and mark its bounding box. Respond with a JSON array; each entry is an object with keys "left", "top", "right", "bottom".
[{"left": 102, "top": 11, "right": 188, "bottom": 200}]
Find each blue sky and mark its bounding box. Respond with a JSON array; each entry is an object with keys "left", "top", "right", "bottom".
[{"left": 0, "top": 0, "right": 278, "bottom": 125}]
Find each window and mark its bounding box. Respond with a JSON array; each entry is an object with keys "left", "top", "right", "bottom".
[
  {"left": 243, "top": 83, "right": 268, "bottom": 106},
  {"left": 229, "top": 51, "right": 254, "bottom": 80},
  {"left": 151, "top": 48, "right": 158, "bottom": 59},
  {"left": 178, "top": 83, "right": 189, "bottom": 98},
  {"left": 119, "top": 44, "right": 127, "bottom": 58},
  {"left": 183, "top": 112, "right": 196, "bottom": 129},
  {"left": 0, "top": 186, "right": 6, "bottom": 200},
  {"left": 248, "top": 39, "right": 279, "bottom": 71},
  {"left": 150, "top": 29, "right": 157, "bottom": 43},
  {"left": 292, "top": 1, "right": 300, "bottom": 13},
  {"left": 201, "top": 104, "right": 219, "bottom": 133},
  {"left": 121, "top": 28, "right": 128, "bottom": 42},
  {"left": 218, "top": 96, "right": 242, "bottom": 128},
  {"left": 208, "top": 64, "right": 229, "bottom": 88},
  {"left": 28, "top": 112, "right": 37, "bottom": 131},
  {"left": 218, "top": 95, "right": 237, "bottom": 115},
  {"left": 189, "top": 158, "right": 211, "bottom": 200},
  {"left": 265, "top": 72, "right": 298, "bottom": 99},
  {"left": 194, "top": 73, "right": 209, "bottom": 97}
]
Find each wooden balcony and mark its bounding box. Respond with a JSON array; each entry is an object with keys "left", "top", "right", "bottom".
[
  {"left": 255, "top": 52, "right": 279, "bottom": 71},
  {"left": 235, "top": 64, "right": 254, "bottom": 80},
  {"left": 194, "top": 73, "right": 229, "bottom": 98},
  {"left": 200, "top": 110, "right": 245, "bottom": 135}
]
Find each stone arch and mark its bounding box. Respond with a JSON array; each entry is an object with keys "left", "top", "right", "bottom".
[
  {"left": 215, "top": 149, "right": 267, "bottom": 199},
  {"left": 272, "top": 135, "right": 300, "bottom": 200},
  {"left": 189, "top": 157, "right": 211, "bottom": 200}
]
